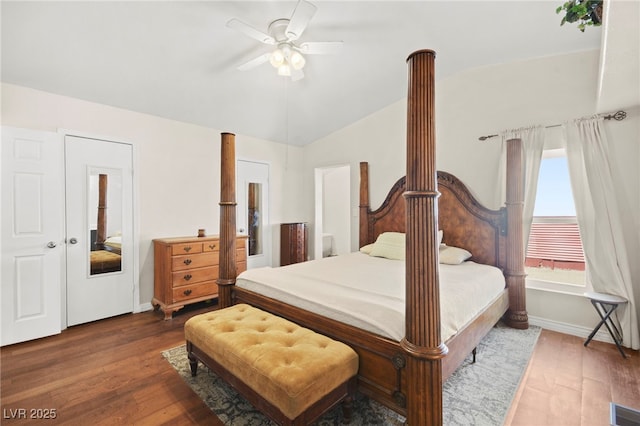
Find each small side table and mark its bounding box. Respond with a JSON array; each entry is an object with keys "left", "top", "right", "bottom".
[{"left": 584, "top": 291, "right": 628, "bottom": 358}]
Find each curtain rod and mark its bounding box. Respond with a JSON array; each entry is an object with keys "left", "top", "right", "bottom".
[{"left": 478, "top": 110, "right": 627, "bottom": 141}]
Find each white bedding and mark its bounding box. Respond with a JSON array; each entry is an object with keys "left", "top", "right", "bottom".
[
  {"left": 236, "top": 252, "right": 505, "bottom": 342},
  {"left": 104, "top": 236, "right": 121, "bottom": 248}
]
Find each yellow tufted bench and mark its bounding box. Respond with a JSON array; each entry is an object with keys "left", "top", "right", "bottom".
[{"left": 184, "top": 304, "right": 359, "bottom": 425}]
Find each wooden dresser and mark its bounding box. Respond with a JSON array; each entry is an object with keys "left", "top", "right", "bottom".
[
  {"left": 280, "top": 223, "right": 308, "bottom": 266},
  {"left": 152, "top": 235, "right": 247, "bottom": 319}
]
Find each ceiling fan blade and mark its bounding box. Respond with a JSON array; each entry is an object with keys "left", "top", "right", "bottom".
[
  {"left": 298, "top": 41, "right": 343, "bottom": 55},
  {"left": 285, "top": 0, "right": 317, "bottom": 41},
  {"left": 291, "top": 68, "right": 305, "bottom": 81},
  {"left": 227, "top": 18, "right": 275, "bottom": 45},
  {"left": 237, "top": 53, "right": 271, "bottom": 71}
]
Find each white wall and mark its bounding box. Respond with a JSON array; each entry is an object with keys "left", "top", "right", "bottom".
[
  {"left": 1, "top": 83, "right": 305, "bottom": 308},
  {"left": 303, "top": 100, "right": 407, "bottom": 253},
  {"left": 302, "top": 49, "right": 639, "bottom": 340}
]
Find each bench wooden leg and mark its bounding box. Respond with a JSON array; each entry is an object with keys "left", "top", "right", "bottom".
[
  {"left": 187, "top": 343, "right": 199, "bottom": 376},
  {"left": 341, "top": 376, "right": 358, "bottom": 424},
  {"left": 341, "top": 395, "right": 353, "bottom": 424}
]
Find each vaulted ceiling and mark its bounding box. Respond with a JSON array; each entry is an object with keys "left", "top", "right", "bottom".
[{"left": 4, "top": 1, "right": 631, "bottom": 146}]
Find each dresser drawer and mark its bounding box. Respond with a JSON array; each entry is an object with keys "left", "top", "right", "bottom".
[
  {"left": 203, "top": 241, "right": 220, "bottom": 252},
  {"left": 172, "top": 266, "right": 219, "bottom": 287},
  {"left": 172, "top": 281, "right": 218, "bottom": 303},
  {"left": 172, "top": 252, "right": 218, "bottom": 271},
  {"left": 171, "top": 242, "right": 203, "bottom": 256}
]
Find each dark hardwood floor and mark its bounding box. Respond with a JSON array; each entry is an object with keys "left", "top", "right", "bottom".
[
  {"left": 2, "top": 302, "right": 638, "bottom": 425},
  {"left": 1, "top": 302, "right": 222, "bottom": 425}
]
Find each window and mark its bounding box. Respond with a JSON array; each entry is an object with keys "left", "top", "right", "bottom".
[{"left": 525, "top": 149, "right": 586, "bottom": 288}]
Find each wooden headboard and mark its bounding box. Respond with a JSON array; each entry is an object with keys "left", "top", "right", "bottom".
[{"left": 359, "top": 163, "right": 507, "bottom": 270}]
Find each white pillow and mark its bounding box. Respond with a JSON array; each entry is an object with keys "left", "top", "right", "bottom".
[
  {"left": 439, "top": 245, "right": 472, "bottom": 265},
  {"left": 359, "top": 244, "right": 374, "bottom": 254},
  {"left": 368, "top": 231, "right": 444, "bottom": 261},
  {"left": 369, "top": 232, "right": 405, "bottom": 260}
]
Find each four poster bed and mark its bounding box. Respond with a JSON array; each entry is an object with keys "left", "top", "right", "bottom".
[{"left": 214, "top": 50, "right": 528, "bottom": 424}]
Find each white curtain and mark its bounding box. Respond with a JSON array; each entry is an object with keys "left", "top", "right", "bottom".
[
  {"left": 564, "top": 116, "right": 639, "bottom": 350},
  {"left": 500, "top": 126, "right": 545, "bottom": 248}
]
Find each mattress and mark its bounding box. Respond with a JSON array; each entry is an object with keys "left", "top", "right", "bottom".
[{"left": 236, "top": 252, "right": 505, "bottom": 342}]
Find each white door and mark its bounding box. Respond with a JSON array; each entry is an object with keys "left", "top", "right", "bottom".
[
  {"left": 237, "top": 160, "right": 270, "bottom": 269},
  {"left": 1, "top": 127, "right": 64, "bottom": 346},
  {"left": 65, "top": 136, "right": 134, "bottom": 326}
]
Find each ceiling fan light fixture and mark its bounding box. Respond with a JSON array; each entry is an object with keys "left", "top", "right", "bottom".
[
  {"left": 270, "top": 48, "right": 285, "bottom": 67},
  {"left": 277, "top": 63, "right": 291, "bottom": 76},
  {"left": 290, "top": 51, "right": 306, "bottom": 70},
  {"left": 270, "top": 43, "right": 303, "bottom": 77},
  {"left": 230, "top": 0, "right": 342, "bottom": 80}
]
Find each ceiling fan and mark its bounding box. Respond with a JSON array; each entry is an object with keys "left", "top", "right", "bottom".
[{"left": 227, "top": 0, "right": 343, "bottom": 81}]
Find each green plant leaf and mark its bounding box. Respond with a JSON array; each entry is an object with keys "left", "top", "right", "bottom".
[
  {"left": 556, "top": 0, "right": 602, "bottom": 32},
  {"left": 575, "top": 4, "right": 588, "bottom": 16}
]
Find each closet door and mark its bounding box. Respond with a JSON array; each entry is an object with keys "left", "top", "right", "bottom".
[
  {"left": 1, "top": 127, "right": 64, "bottom": 346},
  {"left": 65, "top": 136, "right": 134, "bottom": 326}
]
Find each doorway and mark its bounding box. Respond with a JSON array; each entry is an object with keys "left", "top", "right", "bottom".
[
  {"left": 314, "top": 165, "right": 351, "bottom": 260},
  {"left": 237, "top": 160, "right": 270, "bottom": 269}
]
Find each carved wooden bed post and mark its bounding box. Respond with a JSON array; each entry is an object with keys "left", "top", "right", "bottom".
[
  {"left": 359, "top": 162, "right": 370, "bottom": 248},
  {"left": 401, "top": 49, "right": 447, "bottom": 426},
  {"left": 218, "top": 132, "right": 237, "bottom": 309},
  {"left": 96, "top": 173, "right": 108, "bottom": 250},
  {"left": 504, "top": 138, "right": 529, "bottom": 329}
]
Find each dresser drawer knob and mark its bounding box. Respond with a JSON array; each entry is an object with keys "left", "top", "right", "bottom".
[
  {"left": 183, "top": 259, "right": 192, "bottom": 265},
  {"left": 183, "top": 289, "right": 192, "bottom": 296},
  {"left": 183, "top": 246, "right": 192, "bottom": 252},
  {"left": 184, "top": 274, "right": 192, "bottom": 281},
  {"left": 209, "top": 244, "right": 216, "bottom": 250}
]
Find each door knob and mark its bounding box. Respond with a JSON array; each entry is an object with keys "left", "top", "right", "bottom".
[
  {"left": 47, "top": 241, "right": 57, "bottom": 248},
  {"left": 68, "top": 237, "right": 78, "bottom": 244},
  {"left": 239, "top": 228, "right": 245, "bottom": 233}
]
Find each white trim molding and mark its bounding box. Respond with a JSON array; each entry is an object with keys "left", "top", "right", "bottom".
[
  {"left": 137, "top": 302, "right": 154, "bottom": 313},
  {"left": 529, "top": 315, "right": 616, "bottom": 345}
]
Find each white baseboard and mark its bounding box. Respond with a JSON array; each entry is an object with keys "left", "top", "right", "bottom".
[
  {"left": 529, "top": 315, "right": 615, "bottom": 345},
  {"left": 136, "top": 302, "right": 154, "bottom": 313}
]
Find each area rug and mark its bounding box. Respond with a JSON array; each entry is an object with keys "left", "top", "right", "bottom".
[{"left": 162, "top": 322, "right": 540, "bottom": 425}]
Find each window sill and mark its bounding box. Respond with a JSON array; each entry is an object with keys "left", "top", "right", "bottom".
[{"left": 525, "top": 278, "right": 589, "bottom": 296}]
